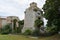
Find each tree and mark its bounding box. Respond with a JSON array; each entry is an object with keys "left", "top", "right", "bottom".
[
  {"left": 13, "top": 19, "right": 17, "bottom": 33},
  {"left": 35, "top": 18, "right": 43, "bottom": 30},
  {"left": 43, "top": 0, "right": 60, "bottom": 32},
  {"left": 34, "top": 18, "right": 44, "bottom": 36},
  {"left": 18, "top": 20, "right": 24, "bottom": 33},
  {"left": 18, "top": 20, "right": 24, "bottom": 25}
]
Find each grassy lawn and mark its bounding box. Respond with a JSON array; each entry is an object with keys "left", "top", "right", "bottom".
[
  {"left": 0, "top": 34, "right": 60, "bottom": 40},
  {"left": 0, "top": 35, "right": 37, "bottom": 40}
]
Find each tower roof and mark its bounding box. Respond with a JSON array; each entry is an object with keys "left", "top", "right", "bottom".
[
  {"left": 30, "top": 2, "right": 37, "bottom": 7},
  {"left": 25, "top": 2, "right": 42, "bottom": 13}
]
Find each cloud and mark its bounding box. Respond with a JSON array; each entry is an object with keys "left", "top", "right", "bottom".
[
  {"left": 0, "top": 0, "right": 46, "bottom": 20},
  {"left": 0, "top": 0, "right": 47, "bottom": 26}
]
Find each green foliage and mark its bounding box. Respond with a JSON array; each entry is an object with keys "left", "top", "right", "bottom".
[
  {"left": 23, "top": 29, "right": 32, "bottom": 35},
  {"left": 34, "top": 18, "right": 43, "bottom": 27},
  {"left": 34, "top": 18, "right": 44, "bottom": 36},
  {"left": 34, "top": 18, "right": 44, "bottom": 31},
  {"left": 32, "top": 30, "right": 40, "bottom": 36},
  {"left": 1, "top": 24, "right": 12, "bottom": 34},
  {"left": 12, "top": 20, "right": 24, "bottom": 34},
  {"left": 46, "top": 26, "right": 57, "bottom": 33},
  {"left": 16, "top": 26, "right": 23, "bottom": 33},
  {"left": 13, "top": 19, "right": 17, "bottom": 30},
  {"left": 12, "top": 19, "right": 17, "bottom": 33},
  {"left": 18, "top": 20, "right": 24, "bottom": 33},
  {"left": 44, "top": 26, "right": 58, "bottom": 36},
  {"left": 18, "top": 21, "right": 23, "bottom": 25},
  {"left": 43, "top": 0, "right": 60, "bottom": 32}
]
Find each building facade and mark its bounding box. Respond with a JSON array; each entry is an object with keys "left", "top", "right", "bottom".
[
  {"left": 0, "top": 16, "right": 19, "bottom": 28},
  {"left": 7, "top": 16, "right": 19, "bottom": 27},
  {"left": 22, "top": 2, "right": 43, "bottom": 33},
  {"left": 0, "top": 17, "right": 7, "bottom": 28}
]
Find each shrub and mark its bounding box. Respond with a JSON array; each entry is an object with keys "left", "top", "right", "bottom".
[
  {"left": 23, "top": 29, "right": 32, "bottom": 35},
  {"left": 32, "top": 30, "right": 40, "bottom": 36},
  {"left": 1, "top": 24, "right": 12, "bottom": 34},
  {"left": 45, "top": 26, "right": 58, "bottom": 36}
]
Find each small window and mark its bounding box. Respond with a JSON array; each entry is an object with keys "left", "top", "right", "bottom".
[
  {"left": 38, "top": 17, "right": 41, "bottom": 19},
  {"left": 38, "top": 13, "right": 40, "bottom": 15},
  {"left": 33, "top": 9, "right": 38, "bottom": 12}
]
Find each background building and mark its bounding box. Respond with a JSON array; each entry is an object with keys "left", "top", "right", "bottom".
[
  {"left": 0, "top": 16, "right": 19, "bottom": 28},
  {"left": 7, "top": 16, "right": 19, "bottom": 27},
  {"left": 0, "top": 17, "right": 7, "bottom": 28}
]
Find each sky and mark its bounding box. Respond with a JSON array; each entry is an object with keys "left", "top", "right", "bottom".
[{"left": 0, "top": 0, "right": 47, "bottom": 26}]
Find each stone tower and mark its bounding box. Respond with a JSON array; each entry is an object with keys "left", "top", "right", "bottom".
[{"left": 22, "top": 2, "right": 43, "bottom": 33}]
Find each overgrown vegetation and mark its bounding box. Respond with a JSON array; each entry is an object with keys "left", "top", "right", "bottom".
[
  {"left": 23, "top": 29, "right": 32, "bottom": 35},
  {"left": 43, "top": 0, "right": 60, "bottom": 34},
  {"left": 1, "top": 24, "right": 12, "bottom": 34},
  {"left": 0, "top": 0, "right": 60, "bottom": 38},
  {"left": 34, "top": 17, "right": 44, "bottom": 36},
  {"left": 0, "top": 20, "right": 24, "bottom": 34}
]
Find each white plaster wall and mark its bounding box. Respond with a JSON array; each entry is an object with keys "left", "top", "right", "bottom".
[
  {"left": 22, "top": 9, "right": 35, "bottom": 32},
  {"left": 22, "top": 9, "right": 42, "bottom": 33}
]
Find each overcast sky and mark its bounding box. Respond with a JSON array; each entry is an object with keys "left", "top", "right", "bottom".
[
  {"left": 0, "top": 0, "right": 47, "bottom": 26},
  {"left": 0, "top": 0, "right": 46, "bottom": 19}
]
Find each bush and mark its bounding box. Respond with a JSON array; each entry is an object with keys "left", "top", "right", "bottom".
[
  {"left": 32, "top": 30, "right": 40, "bottom": 36},
  {"left": 17, "top": 25, "right": 23, "bottom": 33},
  {"left": 45, "top": 26, "right": 58, "bottom": 36},
  {"left": 23, "top": 29, "right": 32, "bottom": 35},
  {"left": 1, "top": 24, "right": 12, "bottom": 34}
]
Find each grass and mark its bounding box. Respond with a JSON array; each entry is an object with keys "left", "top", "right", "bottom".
[
  {"left": 38, "top": 34, "right": 60, "bottom": 40},
  {"left": 0, "top": 35, "right": 37, "bottom": 40},
  {"left": 0, "top": 34, "right": 60, "bottom": 40}
]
